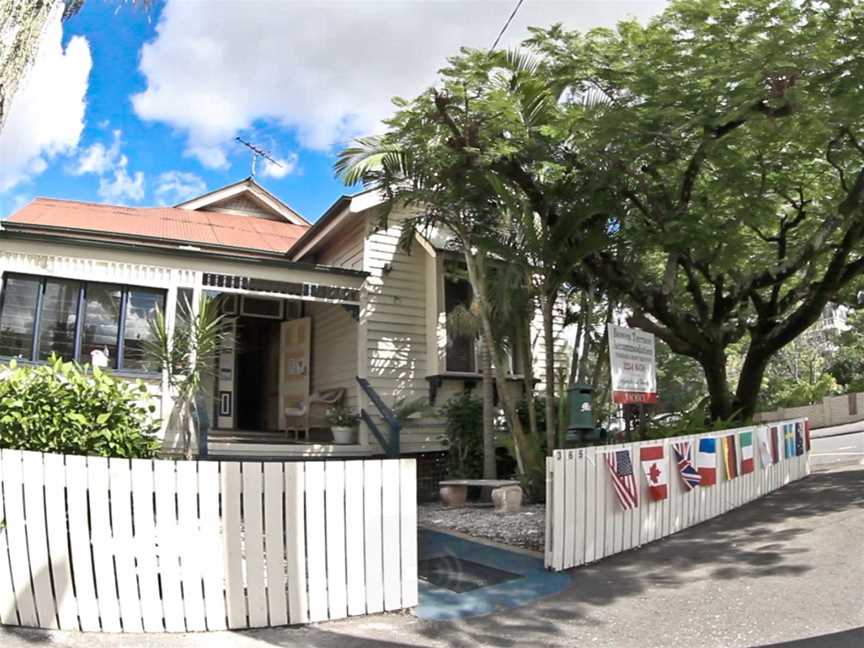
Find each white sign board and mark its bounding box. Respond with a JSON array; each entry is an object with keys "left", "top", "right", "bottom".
[{"left": 608, "top": 324, "right": 657, "bottom": 404}]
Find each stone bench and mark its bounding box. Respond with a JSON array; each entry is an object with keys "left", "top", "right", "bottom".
[{"left": 438, "top": 479, "right": 523, "bottom": 513}]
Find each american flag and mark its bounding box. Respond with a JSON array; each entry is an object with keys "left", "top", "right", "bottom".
[
  {"left": 605, "top": 449, "right": 639, "bottom": 510},
  {"left": 672, "top": 441, "right": 701, "bottom": 490}
]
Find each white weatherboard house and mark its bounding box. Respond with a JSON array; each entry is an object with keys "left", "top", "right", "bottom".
[{"left": 0, "top": 178, "right": 566, "bottom": 466}]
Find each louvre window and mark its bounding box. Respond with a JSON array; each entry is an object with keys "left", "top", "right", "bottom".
[
  {"left": 37, "top": 279, "right": 80, "bottom": 361},
  {"left": 0, "top": 273, "right": 165, "bottom": 372},
  {"left": 0, "top": 275, "right": 40, "bottom": 359}
]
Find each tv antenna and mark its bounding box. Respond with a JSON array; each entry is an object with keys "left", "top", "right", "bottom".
[{"left": 234, "top": 136, "right": 282, "bottom": 177}]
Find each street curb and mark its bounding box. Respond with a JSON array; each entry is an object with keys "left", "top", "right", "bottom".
[{"left": 811, "top": 428, "right": 864, "bottom": 440}]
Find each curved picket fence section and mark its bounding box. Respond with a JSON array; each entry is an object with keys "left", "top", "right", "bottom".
[
  {"left": 0, "top": 451, "right": 417, "bottom": 632},
  {"left": 545, "top": 419, "right": 810, "bottom": 571}
]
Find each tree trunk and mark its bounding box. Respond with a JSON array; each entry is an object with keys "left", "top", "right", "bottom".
[
  {"left": 734, "top": 347, "right": 771, "bottom": 421},
  {"left": 463, "top": 251, "right": 542, "bottom": 479},
  {"left": 699, "top": 349, "right": 734, "bottom": 421},
  {"left": 519, "top": 309, "right": 540, "bottom": 440},
  {"left": 541, "top": 291, "right": 557, "bottom": 455},
  {"left": 0, "top": 1, "right": 63, "bottom": 132},
  {"left": 480, "top": 335, "right": 497, "bottom": 480}
]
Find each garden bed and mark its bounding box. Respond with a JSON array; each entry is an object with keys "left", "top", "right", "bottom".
[{"left": 418, "top": 503, "right": 546, "bottom": 552}]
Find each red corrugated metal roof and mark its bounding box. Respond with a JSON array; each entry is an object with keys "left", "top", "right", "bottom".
[{"left": 7, "top": 198, "right": 309, "bottom": 254}]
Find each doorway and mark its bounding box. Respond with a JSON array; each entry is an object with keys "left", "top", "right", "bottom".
[{"left": 235, "top": 316, "right": 281, "bottom": 430}]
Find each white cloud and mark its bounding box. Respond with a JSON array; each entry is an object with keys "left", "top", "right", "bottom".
[
  {"left": 70, "top": 129, "right": 147, "bottom": 203},
  {"left": 261, "top": 153, "right": 298, "bottom": 179},
  {"left": 98, "top": 156, "right": 145, "bottom": 202},
  {"left": 73, "top": 129, "right": 123, "bottom": 175},
  {"left": 154, "top": 170, "right": 207, "bottom": 204},
  {"left": 0, "top": 12, "right": 91, "bottom": 191},
  {"left": 132, "top": 0, "right": 666, "bottom": 168}
]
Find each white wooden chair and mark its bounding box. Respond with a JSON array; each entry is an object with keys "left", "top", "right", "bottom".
[{"left": 283, "top": 388, "right": 345, "bottom": 441}]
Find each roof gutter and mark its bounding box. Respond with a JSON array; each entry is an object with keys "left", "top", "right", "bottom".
[{"left": 0, "top": 225, "right": 368, "bottom": 279}]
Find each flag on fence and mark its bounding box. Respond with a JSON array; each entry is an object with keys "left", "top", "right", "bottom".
[
  {"left": 757, "top": 427, "right": 772, "bottom": 468},
  {"left": 605, "top": 449, "right": 639, "bottom": 510},
  {"left": 784, "top": 423, "right": 795, "bottom": 458},
  {"left": 722, "top": 434, "right": 738, "bottom": 479},
  {"left": 739, "top": 430, "right": 755, "bottom": 474},
  {"left": 696, "top": 438, "right": 717, "bottom": 486},
  {"left": 805, "top": 419, "right": 811, "bottom": 451},
  {"left": 795, "top": 422, "right": 805, "bottom": 456},
  {"left": 672, "top": 441, "right": 701, "bottom": 490},
  {"left": 639, "top": 446, "right": 669, "bottom": 501},
  {"left": 770, "top": 426, "right": 780, "bottom": 463}
]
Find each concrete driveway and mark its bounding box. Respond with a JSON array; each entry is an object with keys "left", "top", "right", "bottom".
[{"left": 3, "top": 467, "right": 862, "bottom": 648}]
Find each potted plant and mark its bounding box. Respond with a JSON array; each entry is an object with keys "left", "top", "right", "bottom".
[{"left": 327, "top": 405, "right": 360, "bottom": 444}]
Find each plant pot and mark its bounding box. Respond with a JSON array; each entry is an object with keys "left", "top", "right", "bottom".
[{"left": 331, "top": 426, "right": 357, "bottom": 444}]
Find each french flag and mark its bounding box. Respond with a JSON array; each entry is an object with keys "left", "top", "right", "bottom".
[{"left": 696, "top": 438, "right": 717, "bottom": 486}]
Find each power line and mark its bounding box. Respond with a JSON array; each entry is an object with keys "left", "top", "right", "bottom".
[{"left": 490, "top": 0, "right": 526, "bottom": 52}]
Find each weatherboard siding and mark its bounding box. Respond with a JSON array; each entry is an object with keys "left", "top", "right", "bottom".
[
  {"left": 317, "top": 217, "right": 365, "bottom": 271},
  {"left": 308, "top": 301, "right": 359, "bottom": 413}
]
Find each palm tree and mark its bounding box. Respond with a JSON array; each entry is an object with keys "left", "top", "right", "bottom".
[
  {"left": 142, "top": 295, "right": 229, "bottom": 459},
  {"left": 446, "top": 300, "right": 497, "bottom": 479}
]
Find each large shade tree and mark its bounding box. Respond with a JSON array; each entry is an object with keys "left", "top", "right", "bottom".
[{"left": 526, "top": 0, "right": 864, "bottom": 421}]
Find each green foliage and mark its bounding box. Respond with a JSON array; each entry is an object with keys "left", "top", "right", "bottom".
[
  {"left": 440, "top": 392, "right": 484, "bottom": 478},
  {"left": 827, "top": 310, "right": 864, "bottom": 390},
  {"left": 325, "top": 405, "right": 360, "bottom": 427},
  {"left": 392, "top": 397, "right": 435, "bottom": 423},
  {"left": 0, "top": 357, "right": 159, "bottom": 458},
  {"left": 763, "top": 373, "right": 840, "bottom": 410},
  {"left": 655, "top": 339, "right": 707, "bottom": 416},
  {"left": 142, "top": 295, "right": 229, "bottom": 458},
  {"left": 646, "top": 410, "right": 748, "bottom": 440}
]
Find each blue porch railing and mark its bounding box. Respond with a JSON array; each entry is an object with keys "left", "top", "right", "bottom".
[{"left": 356, "top": 377, "right": 401, "bottom": 458}]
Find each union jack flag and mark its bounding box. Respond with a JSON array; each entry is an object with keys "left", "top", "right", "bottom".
[
  {"left": 605, "top": 449, "right": 639, "bottom": 510},
  {"left": 672, "top": 441, "right": 701, "bottom": 490}
]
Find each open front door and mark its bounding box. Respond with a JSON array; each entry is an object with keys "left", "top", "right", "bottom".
[{"left": 278, "top": 317, "right": 311, "bottom": 431}]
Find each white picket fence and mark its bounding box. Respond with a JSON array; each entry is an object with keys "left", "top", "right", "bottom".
[
  {"left": 0, "top": 450, "right": 417, "bottom": 632},
  {"left": 545, "top": 419, "right": 810, "bottom": 571}
]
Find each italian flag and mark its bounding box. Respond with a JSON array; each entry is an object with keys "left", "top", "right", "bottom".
[{"left": 740, "top": 430, "right": 755, "bottom": 474}]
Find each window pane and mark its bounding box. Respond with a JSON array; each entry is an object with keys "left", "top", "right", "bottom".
[
  {"left": 444, "top": 276, "right": 476, "bottom": 373},
  {"left": 123, "top": 288, "right": 165, "bottom": 371},
  {"left": 0, "top": 275, "right": 40, "bottom": 359},
  {"left": 79, "top": 284, "right": 122, "bottom": 368},
  {"left": 37, "top": 279, "right": 81, "bottom": 361}
]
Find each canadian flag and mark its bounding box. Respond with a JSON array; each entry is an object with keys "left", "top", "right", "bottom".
[{"left": 639, "top": 446, "right": 669, "bottom": 501}]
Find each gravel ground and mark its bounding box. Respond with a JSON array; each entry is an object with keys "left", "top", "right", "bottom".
[{"left": 418, "top": 503, "right": 546, "bottom": 552}]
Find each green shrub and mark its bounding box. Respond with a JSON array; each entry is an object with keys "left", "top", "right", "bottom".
[
  {"left": 0, "top": 357, "right": 160, "bottom": 458},
  {"left": 440, "top": 391, "right": 484, "bottom": 478}
]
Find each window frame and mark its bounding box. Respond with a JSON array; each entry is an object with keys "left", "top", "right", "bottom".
[{"left": 0, "top": 272, "right": 166, "bottom": 375}]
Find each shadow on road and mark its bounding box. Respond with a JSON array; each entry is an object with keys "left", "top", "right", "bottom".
[{"left": 399, "top": 469, "right": 864, "bottom": 648}]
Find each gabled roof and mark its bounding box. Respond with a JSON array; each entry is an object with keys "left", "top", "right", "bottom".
[
  {"left": 176, "top": 177, "right": 309, "bottom": 226},
  {"left": 5, "top": 197, "right": 308, "bottom": 257},
  {"left": 290, "top": 188, "right": 386, "bottom": 261}
]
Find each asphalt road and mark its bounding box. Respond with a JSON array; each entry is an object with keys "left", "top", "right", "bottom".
[
  {"left": 810, "top": 429, "right": 864, "bottom": 470},
  {"left": 3, "top": 465, "right": 862, "bottom": 648}
]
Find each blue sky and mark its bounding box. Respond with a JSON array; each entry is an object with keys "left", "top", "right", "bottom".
[{"left": 0, "top": 0, "right": 665, "bottom": 222}]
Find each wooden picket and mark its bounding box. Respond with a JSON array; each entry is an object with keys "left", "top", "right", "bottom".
[
  {"left": 546, "top": 419, "right": 811, "bottom": 571},
  {"left": 0, "top": 454, "right": 417, "bottom": 633}
]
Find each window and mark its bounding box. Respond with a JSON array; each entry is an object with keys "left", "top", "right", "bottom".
[
  {"left": 37, "top": 279, "right": 80, "bottom": 361},
  {"left": 122, "top": 288, "right": 164, "bottom": 371},
  {"left": 444, "top": 274, "right": 477, "bottom": 373},
  {"left": 79, "top": 284, "right": 122, "bottom": 366},
  {"left": 0, "top": 273, "right": 165, "bottom": 372},
  {"left": 0, "top": 275, "right": 40, "bottom": 359},
  {"left": 442, "top": 264, "right": 523, "bottom": 376}
]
